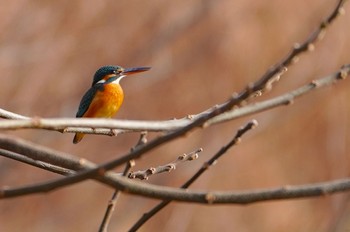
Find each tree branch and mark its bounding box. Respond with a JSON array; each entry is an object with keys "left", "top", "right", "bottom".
[
  {"left": 0, "top": 134, "right": 97, "bottom": 171},
  {"left": 0, "top": 148, "right": 74, "bottom": 176},
  {"left": 208, "top": 64, "right": 350, "bottom": 125}
]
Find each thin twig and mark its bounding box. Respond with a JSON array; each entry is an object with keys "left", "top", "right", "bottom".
[
  {"left": 129, "top": 120, "right": 257, "bottom": 231},
  {"left": 99, "top": 132, "right": 147, "bottom": 232},
  {"left": 0, "top": 149, "right": 75, "bottom": 176},
  {"left": 208, "top": 64, "right": 350, "bottom": 125},
  {"left": 128, "top": 148, "right": 203, "bottom": 180},
  {"left": 99, "top": 160, "right": 135, "bottom": 232},
  {"left": 0, "top": 134, "right": 97, "bottom": 171}
]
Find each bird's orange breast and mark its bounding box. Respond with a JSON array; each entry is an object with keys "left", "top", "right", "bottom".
[{"left": 83, "top": 84, "right": 124, "bottom": 118}]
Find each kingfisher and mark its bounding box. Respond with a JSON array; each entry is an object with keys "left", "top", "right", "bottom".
[{"left": 73, "top": 65, "right": 151, "bottom": 144}]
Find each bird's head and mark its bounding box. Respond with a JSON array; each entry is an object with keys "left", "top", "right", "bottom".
[{"left": 92, "top": 65, "right": 151, "bottom": 86}]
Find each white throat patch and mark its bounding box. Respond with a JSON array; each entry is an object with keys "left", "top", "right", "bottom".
[
  {"left": 96, "top": 75, "right": 125, "bottom": 85},
  {"left": 112, "top": 75, "right": 125, "bottom": 84},
  {"left": 96, "top": 79, "right": 106, "bottom": 84}
]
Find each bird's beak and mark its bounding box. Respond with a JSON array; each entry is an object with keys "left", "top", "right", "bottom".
[{"left": 122, "top": 66, "right": 151, "bottom": 75}]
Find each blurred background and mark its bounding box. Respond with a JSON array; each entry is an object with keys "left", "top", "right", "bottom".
[{"left": 0, "top": 0, "right": 350, "bottom": 231}]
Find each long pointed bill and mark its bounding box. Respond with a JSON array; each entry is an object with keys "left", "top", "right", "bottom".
[{"left": 122, "top": 66, "right": 151, "bottom": 75}]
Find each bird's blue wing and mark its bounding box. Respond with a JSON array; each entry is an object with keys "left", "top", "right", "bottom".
[{"left": 76, "top": 84, "right": 104, "bottom": 118}]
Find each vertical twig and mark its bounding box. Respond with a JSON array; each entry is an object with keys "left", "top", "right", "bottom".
[
  {"left": 99, "top": 160, "right": 135, "bottom": 232},
  {"left": 99, "top": 132, "right": 147, "bottom": 232}
]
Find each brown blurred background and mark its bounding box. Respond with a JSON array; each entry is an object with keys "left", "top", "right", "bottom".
[{"left": 1, "top": 0, "right": 350, "bottom": 231}]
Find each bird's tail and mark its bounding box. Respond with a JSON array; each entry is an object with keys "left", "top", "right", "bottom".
[{"left": 73, "top": 133, "right": 85, "bottom": 144}]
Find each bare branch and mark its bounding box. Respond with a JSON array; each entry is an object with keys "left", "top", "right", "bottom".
[
  {"left": 128, "top": 148, "right": 203, "bottom": 180},
  {"left": 0, "top": 134, "right": 96, "bottom": 171},
  {"left": 253, "top": 0, "right": 347, "bottom": 91},
  {"left": 0, "top": 148, "right": 74, "bottom": 176},
  {"left": 0, "top": 108, "right": 28, "bottom": 120},
  {"left": 208, "top": 64, "right": 350, "bottom": 125}
]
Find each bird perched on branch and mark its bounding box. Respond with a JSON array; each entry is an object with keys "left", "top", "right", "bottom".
[{"left": 73, "top": 65, "right": 151, "bottom": 144}]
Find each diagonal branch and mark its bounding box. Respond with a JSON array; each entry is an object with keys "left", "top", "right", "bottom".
[
  {"left": 129, "top": 120, "right": 257, "bottom": 231},
  {"left": 0, "top": 148, "right": 74, "bottom": 176},
  {"left": 0, "top": 134, "right": 97, "bottom": 171},
  {"left": 208, "top": 64, "right": 350, "bottom": 125}
]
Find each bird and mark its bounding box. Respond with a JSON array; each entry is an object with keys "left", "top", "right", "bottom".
[{"left": 73, "top": 65, "right": 151, "bottom": 144}]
